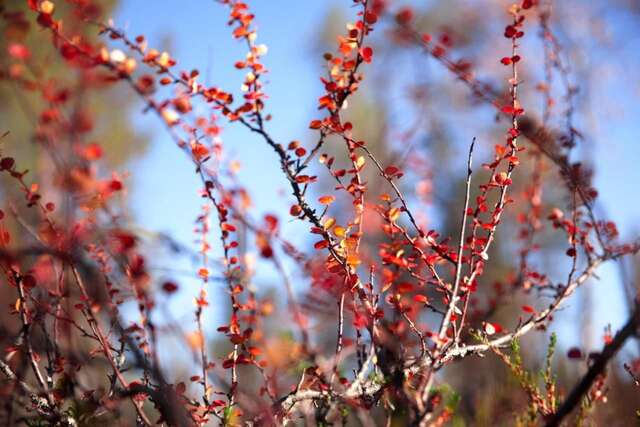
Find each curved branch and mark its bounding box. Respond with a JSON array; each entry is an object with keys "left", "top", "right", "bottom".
[{"left": 441, "top": 257, "right": 604, "bottom": 365}]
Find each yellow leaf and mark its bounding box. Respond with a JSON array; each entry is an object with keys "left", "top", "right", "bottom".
[
  {"left": 323, "top": 217, "right": 336, "bottom": 230},
  {"left": 389, "top": 208, "right": 401, "bottom": 222}
]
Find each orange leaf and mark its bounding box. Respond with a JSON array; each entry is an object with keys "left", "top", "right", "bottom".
[
  {"left": 309, "top": 120, "right": 323, "bottom": 129},
  {"left": 186, "top": 331, "right": 203, "bottom": 350},
  {"left": 347, "top": 253, "right": 361, "bottom": 267},
  {"left": 318, "top": 195, "right": 335, "bottom": 205},
  {"left": 221, "top": 223, "right": 237, "bottom": 232}
]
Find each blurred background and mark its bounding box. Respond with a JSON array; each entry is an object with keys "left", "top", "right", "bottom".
[{"left": 2, "top": 0, "right": 640, "bottom": 424}]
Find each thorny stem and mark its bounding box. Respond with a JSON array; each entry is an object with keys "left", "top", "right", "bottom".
[
  {"left": 196, "top": 206, "right": 211, "bottom": 406},
  {"left": 330, "top": 291, "right": 347, "bottom": 390},
  {"left": 439, "top": 138, "right": 475, "bottom": 344}
]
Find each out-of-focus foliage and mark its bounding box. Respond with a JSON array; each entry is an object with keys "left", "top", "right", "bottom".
[{"left": 0, "top": 0, "right": 146, "bottom": 171}]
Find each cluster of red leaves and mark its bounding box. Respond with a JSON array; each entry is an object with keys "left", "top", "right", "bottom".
[{"left": 0, "top": 0, "right": 638, "bottom": 426}]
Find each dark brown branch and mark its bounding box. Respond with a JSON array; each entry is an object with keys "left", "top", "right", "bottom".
[{"left": 544, "top": 302, "right": 640, "bottom": 427}]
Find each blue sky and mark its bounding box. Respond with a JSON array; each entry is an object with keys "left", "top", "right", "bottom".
[
  {"left": 116, "top": 0, "right": 341, "bottom": 239},
  {"left": 113, "top": 0, "right": 344, "bottom": 336},
  {"left": 112, "top": 1, "right": 640, "bottom": 355}
]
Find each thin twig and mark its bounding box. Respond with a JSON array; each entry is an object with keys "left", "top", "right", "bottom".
[{"left": 439, "top": 138, "right": 475, "bottom": 342}]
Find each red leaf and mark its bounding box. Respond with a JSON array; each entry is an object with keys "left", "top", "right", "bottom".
[
  {"left": 264, "top": 214, "right": 278, "bottom": 232},
  {"left": 504, "top": 25, "right": 517, "bottom": 38},
  {"left": 162, "top": 281, "right": 179, "bottom": 294},
  {"left": 289, "top": 204, "right": 302, "bottom": 216},
  {"left": 384, "top": 166, "right": 400, "bottom": 176},
  {"left": 397, "top": 282, "right": 413, "bottom": 293},
  {"left": 22, "top": 275, "right": 36, "bottom": 289},
  {"left": 567, "top": 347, "right": 583, "bottom": 359},
  {"left": 521, "top": 305, "right": 535, "bottom": 313},
  {"left": 209, "top": 399, "right": 227, "bottom": 408},
  {"left": 361, "top": 46, "right": 373, "bottom": 63},
  {"left": 364, "top": 11, "right": 378, "bottom": 24},
  {"left": 60, "top": 44, "right": 78, "bottom": 60},
  {"left": 109, "top": 180, "right": 123, "bottom": 192},
  {"left": 0, "top": 157, "right": 15, "bottom": 170},
  {"left": 314, "top": 240, "right": 329, "bottom": 250},
  {"left": 229, "top": 334, "right": 245, "bottom": 345},
  {"left": 396, "top": 7, "right": 414, "bottom": 25},
  {"left": 413, "top": 294, "right": 429, "bottom": 304},
  {"left": 8, "top": 43, "right": 30, "bottom": 60},
  {"left": 82, "top": 143, "right": 103, "bottom": 161}
]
